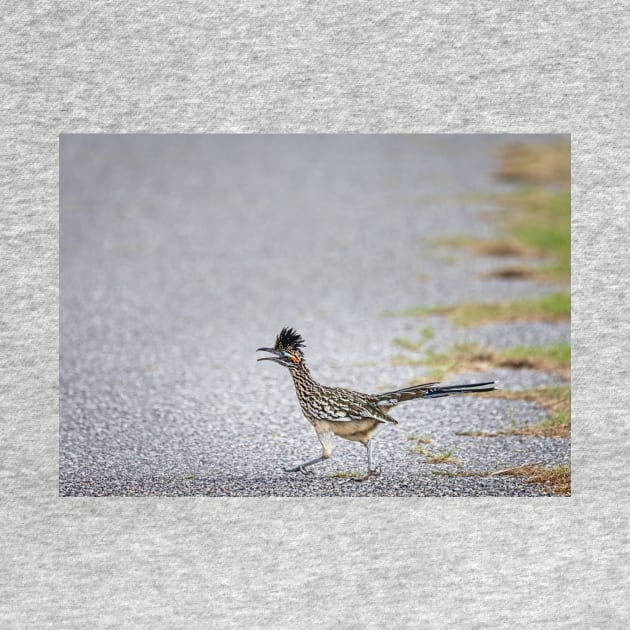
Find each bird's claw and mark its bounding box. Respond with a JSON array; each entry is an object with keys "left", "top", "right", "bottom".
[
  {"left": 284, "top": 465, "right": 313, "bottom": 475},
  {"left": 336, "top": 470, "right": 381, "bottom": 483}
]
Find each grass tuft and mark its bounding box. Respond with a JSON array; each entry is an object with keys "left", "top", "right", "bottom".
[
  {"left": 429, "top": 141, "right": 570, "bottom": 284},
  {"left": 431, "top": 464, "right": 571, "bottom": 495},
  {"left": 408, "top": 342, "right": 571, "bottom": 381},
  {"left": 492, "top": 464, "right": 571, "bottom": 496},
  {"left": 408, "top": 434, "right": 433, "bottom": 444},
  {"left": 426, "top": 450, "right": 462, "bottom": 465},
  {"left": 400, "top": 292, "right": 570, "bottom": 327},
  {"left": 330, "top": 471, "right": 366, "bottom": 480},
  {"left": 496, "top": 142, "right": 570, "bottom": 186},
  {"left": 456, "top": 386, "right": 571, "bottom": 438},
  {"left": 411, "top": 444, "right": 461, "bottom": 465}
]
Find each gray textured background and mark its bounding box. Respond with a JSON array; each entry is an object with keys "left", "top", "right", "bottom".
[{"left": 1, "top": 2, "right": 628, "bottom": 628}]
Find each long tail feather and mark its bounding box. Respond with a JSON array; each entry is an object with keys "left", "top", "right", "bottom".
[{"left": 376, "top": 381, "right": 497, "bottom": 407}]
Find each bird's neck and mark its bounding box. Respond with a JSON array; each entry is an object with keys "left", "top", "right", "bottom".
[{"left": 288, "top": 361, "right": 319, "bottom": 391}]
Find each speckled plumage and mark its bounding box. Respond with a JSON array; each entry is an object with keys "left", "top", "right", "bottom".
[{"left": 258, "top": 328, "right": 496, "bottom": 477}]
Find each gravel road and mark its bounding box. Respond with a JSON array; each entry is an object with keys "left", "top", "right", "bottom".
[{"left": 60, "top": 134, "right": 570, "bottom": 496}]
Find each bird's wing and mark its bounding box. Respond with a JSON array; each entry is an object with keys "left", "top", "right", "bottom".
[{"left": 314, "top": 387, "right": 397, "bottom": 424}]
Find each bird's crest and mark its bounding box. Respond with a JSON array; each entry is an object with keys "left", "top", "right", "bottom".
[{"left": 275, "top": 327, "right": 306, "bottom": 352}]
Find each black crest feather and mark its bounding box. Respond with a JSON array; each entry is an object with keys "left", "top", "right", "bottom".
[{"left": 275, "top": 327, "right": 306, "bottom": 351}]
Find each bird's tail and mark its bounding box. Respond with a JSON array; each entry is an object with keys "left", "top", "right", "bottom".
[{"left": 376, "top": 381, "right": 497, "bottom": 406}]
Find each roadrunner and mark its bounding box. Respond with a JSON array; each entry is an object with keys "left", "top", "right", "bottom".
[{"left": 257, "top": 328, "right": 496, "bottom": 478}]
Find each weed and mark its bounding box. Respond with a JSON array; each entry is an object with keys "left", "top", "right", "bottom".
[
  {"left": 426, "top": 450, "right": 462, "bottom": 465},
  {"left": 408, "top": 434, "right": 433, "bottom": 444},
  {"left": 411, "top": 444, "right": 461, "bottom": 465},
  {"left": 330, "top": 471, "right": 366, "bottom": 480}
]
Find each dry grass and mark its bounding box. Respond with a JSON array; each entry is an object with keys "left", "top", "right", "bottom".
[
  {"left": 456, "top": 386, "right": 571, "bottom": 439},
  {"left": 433, "top": 464, "right": 571, "bottom": 496},
  {"left": 458, "top": 425, "right": 570, "bottom": 439},
  {"left": 436, "top": 235, "right": 534, "bottom": 257},
  {"left": 482, "top": 266, "right": 545, "bottom": 281},
  {"left": 402, "top": 292, "right": 570, "bottom": 327},
  {"left": 496, "top": 142, "right": 570, "bottom": 186},
  {"left": 330, "top": 471, "right": 366, "bottom": 480},
  {"left": 411, "top": 342, "right": 571, "bottom": 381},
  {"left": 411, "top": 443, "right": 462, "bottom": 465},
  {"left": 429, "top": 141, "right": 570, "bottom": 284},
  {"left": 487, "top": 386, "right": 570, "bottom": 415},
  {"left": 492, "top": 464, "right": 571, "bottom": 496},
  {"left": 408, "top": 434, "right": 433, "bottom": 444},
  {"left": 426, "top": 450, "right": 462, "bottom": 465}
]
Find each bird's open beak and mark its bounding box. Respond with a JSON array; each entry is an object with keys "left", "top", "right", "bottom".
[{"left": 256, "top": 347, "right": 281, "bottom": 362}]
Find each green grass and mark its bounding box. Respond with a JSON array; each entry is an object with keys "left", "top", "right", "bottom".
[
  {"left": 330, "top": 471, "right": 365, "bottom": 479},
  {"left": 456, "top": 385, "right": 571, "bottom": 438},
  {"left": 393, "top": 326, "right": 436, "bottom": 352},
  {"left": 501, "top": 343, "right": 571, "bottom": 368},
  {"left": 501, "top": 188, "right": 571, "bottom": 280},
  {"left": 420, "top": 326, "right": 436, "bottom": 340},
  {"left": 540, "top": 410, "right": 571, "bottom": 428},
  {"left": 411, "top": 444, "right": 461, "bottom": 465},
  {"left": 397, "top": 292, "right": 570, "bottom": 327},
  {"left": 394, "top": 337, "right": 425, "bottom": 352},
  {"left": 408, "top": 434, "right": 433, "bottom": 444},
  {"left": 402, "top": 342, "right": 571, "bottom": 381},
  {"left": 426, "top": 449, "right": 461, "bottom": 465},
  {"left": 428, "top": 143, "right": 571, "bottom": 285},
  {"left": 432, "top": 189, "right": 571, "bottom": 283}
]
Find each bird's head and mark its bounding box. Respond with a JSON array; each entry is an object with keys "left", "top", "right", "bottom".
[{"left": 257, "top": 327, "right": 305, "bottom": 368}]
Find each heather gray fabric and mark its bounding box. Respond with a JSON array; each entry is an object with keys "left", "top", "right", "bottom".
[{"left": 2, "top": 2, "right": 629, "bottom": 628}]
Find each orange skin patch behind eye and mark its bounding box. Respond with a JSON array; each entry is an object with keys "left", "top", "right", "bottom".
[{"left": 291, "top": 355, "right": 301, "bottom": 364}]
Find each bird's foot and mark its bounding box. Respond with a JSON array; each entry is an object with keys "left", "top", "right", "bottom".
[
  {"left": 367, "top": 467, "right": 381, "bottom": 478},
  {"left": 284, "top": 465, "right": 313, "bottom": 475},
  {"left": 336, "top": 471, "right": 377, "bottom": 484}
]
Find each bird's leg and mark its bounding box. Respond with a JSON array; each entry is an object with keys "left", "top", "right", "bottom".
[
  {"left": 284, "top": 430, "right": 333, "bottom": 475},
  {"left": 339, "top": 441, "right": 380, "bottom": 483},
  {"left": 365, "top": 441, "right": 381, "bottom": 477},
  {"left": 284, "top": 455, "right": 327, "bottom": 475}
]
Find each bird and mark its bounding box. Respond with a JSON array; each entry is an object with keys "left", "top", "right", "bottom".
[{"left": 257, "top": 327, "right": 497, "bottom": 479}]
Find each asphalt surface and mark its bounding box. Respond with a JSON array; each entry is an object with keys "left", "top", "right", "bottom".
[{"left": 60, "top": 135, "right": 570, "bottom": 496}]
